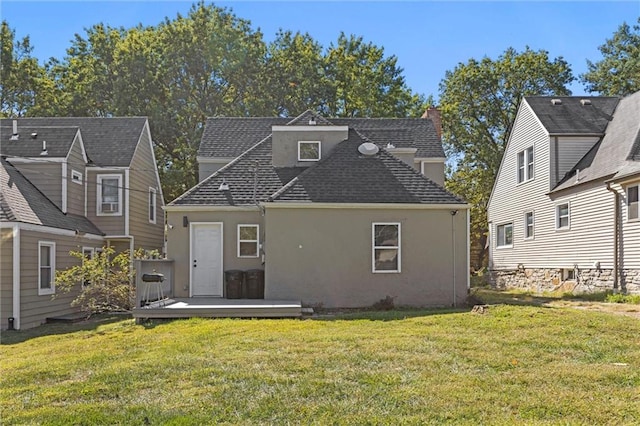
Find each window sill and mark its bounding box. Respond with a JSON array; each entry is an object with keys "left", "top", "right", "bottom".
[
  {"left": 373, "top": 270, "right": 401, "bottom": 274},
  {"left": 496, "top": 245, "right": 513, "bottom": 250},
  {"left": 38, "top": 289, "right": 55, "bottom": 296}
]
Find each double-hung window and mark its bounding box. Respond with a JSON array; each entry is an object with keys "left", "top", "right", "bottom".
[
  {"left": 39, "top": 242, "right": 56, "bottom": 295},
  {"left": 517, "top": 146, "right": 534, "bottom": 183},
  {"left": 628, "top": 185, "right": 639, "bottom": 221},
  {"left": 496, "top": 222, "right": 513, "bottom": 248},
  {"left": 556, "top": 203, "right": 570, "bottom": 230},
  {"left": 298, "top": 141, "right": 321, "bottom": 162},
  {"left": 97, "top": 174, "right": 122, "bottom": 215},
  {"left": 149, "top": 187, "right": 157, "bottom": 223},
  {"left": 372, "top": 223, "right": 401, "bottom": 273},
  {"left": 238, "top": 225, "right": 259, "bottom": 258},
  {"left": 524, "top": 212, "right": 534, "bottom": 239}
]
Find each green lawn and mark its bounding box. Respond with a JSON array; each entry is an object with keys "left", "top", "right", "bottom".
[{"left": 2, "top": 294, "right": 639, "bottom": 425}]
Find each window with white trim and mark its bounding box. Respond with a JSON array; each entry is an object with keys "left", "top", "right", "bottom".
[
  {"left": 628, "top": 185, "right": 638, "bottom": 220},
  {"left": 149, "top": 187, "right": 157, "bottom": 223},
  {"left": 39, "top": 242, "right": 56, "bottom": 295},
  {"left": 556, "top": 203, "right": 570, "bottom": 229},
  {"left": 97, "top": 174, "right": 122, "bottom": 215},
  {"left": 524, "top": 211, "right": 534, "bottom": 239},
  {"left": 71, "top": 170, "right": 83, "bottom": 184},
  {"left": 517, "top": 146, "right": 534, "bottom": 183},
  {"left": 496, "top": 222, "right": 513, "bottom": 248},
  {"left": 372, "top": 223, "right": 401, "bottom": 273},
  {"left": 298, "top": 141, "right": 321, "bottom": 162},
  {"left": 238, "top": 225, "right": 259, "bottom": 258}
]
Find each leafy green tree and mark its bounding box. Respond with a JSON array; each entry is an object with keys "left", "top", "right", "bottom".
[
  {"left": 439, "top": 47, "right": 574, "bottom": 269},
  {"left": 55, "top": 247, "right": 135, "bottom": 315},
  {"left": 0, "top": 21, "right": 55, "bottom": 117},
  {"left": 581, "top": 18, "right": 640, "bottom": 96},
  {"left": 323, "top": 33, "right": 426, "bottom": 117}
]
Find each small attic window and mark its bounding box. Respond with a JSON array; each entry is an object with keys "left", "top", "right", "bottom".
[
  {"left": 551, "top": 99, "right": 562, "bottom": 105},
  {"left": 298, "top": 141, "right": 321, "bottom": 162}
]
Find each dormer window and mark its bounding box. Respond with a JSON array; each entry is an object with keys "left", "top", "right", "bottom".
[{"left": 298, "top": 141, "right": 321, "bottom": 162}]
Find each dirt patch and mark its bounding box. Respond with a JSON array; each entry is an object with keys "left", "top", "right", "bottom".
[{"left": 544, "top": 300, "right": 640, "bottom": 319}]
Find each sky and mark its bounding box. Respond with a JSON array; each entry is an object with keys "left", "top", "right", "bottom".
[{"left": 2, "top": 1, "right": 639, "bottom": 101}]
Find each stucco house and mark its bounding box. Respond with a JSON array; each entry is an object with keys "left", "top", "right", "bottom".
[
  {"left": 165, "top": 111, "right": 469, "bottom": 309},
  {"left": 1, "top": 117, "right": 165, "bottom": 330},
  {"left": 487, "top": 90, "right": 640, "bottom": 294}
]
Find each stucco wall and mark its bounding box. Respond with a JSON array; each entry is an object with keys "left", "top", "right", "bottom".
[
  {"left": 165, "top": 209, "right": 264, "bottom": 298},
  {"left": 263, "top": 206, "right": 468, "bottom": 308}
]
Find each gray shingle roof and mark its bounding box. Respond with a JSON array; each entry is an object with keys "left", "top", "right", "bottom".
[
  {"left": 171, "top": 136, "right": 305, "bottom": 206},
  {"left": 271, "top": 130, "right": 462, "bottom": 204},
  {"left": 553, "top": 90, "right": 640, "bottom": 191},
  {"left": 525, "top": 96, "right": 619, "bottom": 135},
  {"left": 0, "top": 158, "right": 103, "bottom": 234},
  {"left": 0, "top": 117, "right": 147, "bottom": 167},
  {"left": 172, "top": 128, "right": 462, "bottom": 207},
  {"left": 198, "top": 112, "right": 444, "bottom": 159},
  {"left": 1, "top": 126, "right": 80, "bottom": 158}
]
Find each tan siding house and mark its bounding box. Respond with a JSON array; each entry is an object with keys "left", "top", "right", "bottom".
[
  {"left": 488, "top": 92, "right": 640, "bottom": 294},
  {"left": 0, "top": 117, "right": 165, "bottom": 330},
  {"left": 166, "top": 111, "right": 469, "bottom": 309}
]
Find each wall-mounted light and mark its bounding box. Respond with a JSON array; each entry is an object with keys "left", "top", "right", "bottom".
[{"left": 183, "top": 216, "right": 189, "bottom": 227}]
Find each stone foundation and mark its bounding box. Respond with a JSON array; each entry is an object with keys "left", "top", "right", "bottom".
[{"left": 490, "top": 268, "right": 640, "bottom": 294}]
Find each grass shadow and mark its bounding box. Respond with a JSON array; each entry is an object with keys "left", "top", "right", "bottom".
[
  {"left": 310, "top": 307, "right": 470, "bottom": 321},
  {"left": 1, "top": 314, "right": 130, "bottom": 345}
]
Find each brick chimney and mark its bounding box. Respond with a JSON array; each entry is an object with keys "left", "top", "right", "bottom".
[{"left": 422, "top": 107, "right": 442, "bottom": 139}]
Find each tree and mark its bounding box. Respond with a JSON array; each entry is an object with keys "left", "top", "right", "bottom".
[
  {"left": 0, "top": 21, "right": 55, "bottom": 117},
  {"left": 581, "top": 18, "right": 640, "bottom": 96},
  {"left": 323, "top": 33, "right": 426, "bottom": 117},
  {"left": 55, "top": 247, "right": 136, "bottom": 315},
  {"left": 439, "top": 47, "right": 574, "bottom": 269}
]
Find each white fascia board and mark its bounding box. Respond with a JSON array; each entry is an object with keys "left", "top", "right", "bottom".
[
  {"left": 143, "top": 121, "right": 166, "bottom": 207},
  {"left": 164, "top": 205, "right": 260, "bottom": 212},
  {"left": 64, "top": 130, "right": 88, "bottom": 163},
  {"left": 197, "top": 157, "right": 236, "bottom": 163},
  {"left": 0, "top": 222, "right": 104, "bottom": 240},
  {"left": 264, "top": 202, "right": 469, "bottom": 210},
  {"left": 271, "top": 125, "right": 349, "bottom": 132},
  {"left": 86, "top": 166, "right": 129, "bottom": 171},
  {"left": 415, "top": 157, "right": 446, "bottom": 163}
]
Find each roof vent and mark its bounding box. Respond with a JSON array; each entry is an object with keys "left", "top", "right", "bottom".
[
  {"left": 218, "top": 178, "right": 230, "bottom": 192},
  {"left": 551, "top": 99, "right": 562, "bottom": 105},
  {"left": 580, "top": 99, "right": 592, "bottom": 106},
  {"left": 309, "top": 116, "right": 317, "bottom": 126},
  {"left": 31, "top": 132, "right": 38, "bottom": 139},
  {"left": 386, "top": 143, "right": 395, "bottom": 149},
  {"left": 40, "top": 140, "right": 48, "bottom": 156},
  {"left": 358, "top": 142, "right": 379, "bottom": 157}
]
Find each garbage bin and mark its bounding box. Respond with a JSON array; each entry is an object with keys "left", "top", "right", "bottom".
[
  {"left": 245, "top": 269, "right": 265, "bottom": 299},
  {"left": 225, "top": 270, "right": 244, "bottom": 299}
]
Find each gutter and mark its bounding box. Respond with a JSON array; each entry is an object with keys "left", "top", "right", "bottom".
[{"left": 605, "top": 182, "right": 619, "bottom": 290}]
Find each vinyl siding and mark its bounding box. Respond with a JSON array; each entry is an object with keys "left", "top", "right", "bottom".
[
  {"left": 127, "top": 125, "right": 164, "bottom": 251},
  {"left": 15, "top": 162, "right": 63, "bottom": 210},
  {"left": 86, "top": 169, "right": 126, "bottom": 235},
  {"left": 551, "top": 136, "right": 600, "bottom": 188},
  {"left": 66, "top": 135, "right": 87, "bottom": 216},
  {"left": 17, "top": 229, "right": 101, "bottom": 330},
  {"left": 619, "top": 180, "right": 640, "bottom": 269},
  {"left": 489, "top": 100, "right": 617, "bottom": 271},
  {"left": 1, "top": 228, "right": 14, "bottom": 330}
]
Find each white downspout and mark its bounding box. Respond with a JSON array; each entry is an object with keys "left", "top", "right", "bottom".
[
  {"left": 451, "top": 210, "right": 458, "bottom": 307},
  {"left": 12, "top": 225, "right": 21, "bottom": 329},
  {"left": 124, "top": 169, "right": 130, "bottom": 236},
  {"left": 61, "top": 162, "right": 68, "bottom": 213}
]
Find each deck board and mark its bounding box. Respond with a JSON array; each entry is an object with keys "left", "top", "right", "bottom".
[{"left": 132, "top": 298, "right": 302, "bottom": 319}]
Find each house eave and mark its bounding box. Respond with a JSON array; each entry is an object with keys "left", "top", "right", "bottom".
[
  {"left": 263, "top": 202, "right": 469, "bottom": 210},
  {"left": 164, "top": 205, "right": 261, "bottom": 212}
]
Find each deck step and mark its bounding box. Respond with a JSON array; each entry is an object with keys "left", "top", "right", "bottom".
[{"left": 132, "top": 298, "right": 303, "bottom": 319}]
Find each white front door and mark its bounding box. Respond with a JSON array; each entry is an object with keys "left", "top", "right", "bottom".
[{"left": 190, "top": 223, "right": 223, "bottom": 297}]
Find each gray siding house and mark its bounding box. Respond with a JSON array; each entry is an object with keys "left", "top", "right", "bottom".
[
  {"left": 165, "top": 111, "right": 469, "bottom": 309},
  {"left": 488, "top": 91, "right": 640, "bottom": 294},
  {"left": 1, "top": 118, "right": 165, "bottom": 330}
]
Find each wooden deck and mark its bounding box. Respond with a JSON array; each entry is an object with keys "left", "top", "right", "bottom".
[{"left": 132, "top": 298, "right": 303, "bottom": 319}]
